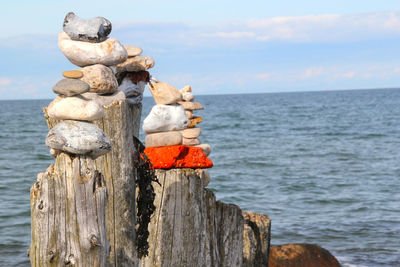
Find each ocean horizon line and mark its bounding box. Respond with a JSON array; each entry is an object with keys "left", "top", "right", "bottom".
[{"left": 1, "top": 86, "right": 400, "bottom": 101}]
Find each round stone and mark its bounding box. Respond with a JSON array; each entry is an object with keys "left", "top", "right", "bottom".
[
  {"left": 52, "top": 78, "right": 90, "bottom": 96},
  {"left": 125, "top": 45, "right": 143, "bottom": 57},
  {"left": 62, "top": 70, "right": 83, "bottom": 79}
]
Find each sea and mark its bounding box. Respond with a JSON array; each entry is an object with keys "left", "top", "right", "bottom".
[{"left": 0, "top": 89, "right": 399, "bottom": 266}]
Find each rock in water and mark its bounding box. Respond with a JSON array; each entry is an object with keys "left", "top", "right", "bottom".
[
  {"left": 142, "top": 104, "right": 188, "bottom": 134},
  {"left": 268, "top": 244, "right": 341, "bottom": 267},
  {"left": 47, "top": 96, "right": 104, "bottom": 121},
  {"left": 58, "top": 32, "right": 128, "bottom": 67},
  {"left": 52, "top": 78, "right": 90, "bottom": 96},
  {"left": 79, "top": 64, "right": 118, "bottom": 94},
  {"left": 46, "top": 120, "right": 111, "bottom": 158},
  {"left": 63, "top": 12, "right": 112, "bottom": 42},
  {"left": 148, "top": 81, "right": 182, "bottom": 105},
  {"left": 145, "top": 131, "right": 183, "bottom": 147},
  {"left": 125, "top": 45, "right": 143, "bottom": 57}
]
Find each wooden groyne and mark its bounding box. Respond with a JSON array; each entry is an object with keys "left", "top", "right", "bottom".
[{"left": 29, "top": 12, "right": 272, "bottom": 266}]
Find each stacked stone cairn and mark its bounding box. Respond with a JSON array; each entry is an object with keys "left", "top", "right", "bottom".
[
  {"left": 142, "top": 81, "right": 213, "bottom": 184},
  {"left": 46, "top": 12, "right": 154, "bottom": 158}
]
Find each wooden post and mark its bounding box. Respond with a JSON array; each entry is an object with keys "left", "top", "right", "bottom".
[
  {"left": 30, "top": 93, "right": 141, "bottom": 266},
  {"left": 140, "top": 168, "right": 271, "bottom": 267}
]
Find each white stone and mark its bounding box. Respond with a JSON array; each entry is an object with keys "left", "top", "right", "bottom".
[
  {"left": 47, "top": 96, "right": 104, "bottom": 121},
  {"left": 46, "top": 120, "right": 111, "bottom": 159},
  {"left": 58, "top": 32, "right": 128, "bottom": 67},
  {"left": 142, "top": 104, "right": 188, "bottom": 134},
  {"left": 182, "top": 92, "right": 194, "bottom": 102}
]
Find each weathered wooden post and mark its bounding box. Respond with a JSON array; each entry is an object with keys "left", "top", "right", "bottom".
[
  {"left": 140, "top": 83, "right": 272, "bottom": 266},
  {"left": 30, "top": 12, "right": 153, "bottom": 266}
]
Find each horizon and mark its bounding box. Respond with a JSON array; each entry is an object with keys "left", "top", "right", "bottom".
[
  {"left": 2, "top": 1, "right": 400, "bottom": 99},
  {"left": 1, "top": 86, "right": 399, "bottom": 102}
]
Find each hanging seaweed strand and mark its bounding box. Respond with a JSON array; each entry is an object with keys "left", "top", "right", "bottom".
[{"left": 132, "top": 136, "right": 160, "bottom": 259}]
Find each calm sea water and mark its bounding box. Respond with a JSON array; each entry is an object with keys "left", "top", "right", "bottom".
[{"left": 1, "top": 89, "right": 399, "bottom": 266}]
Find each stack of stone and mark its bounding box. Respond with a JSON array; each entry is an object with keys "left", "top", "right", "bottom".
[
  {"left": 46, "top": 12, "right": 154, "bottom": 158},
  {"left": 142, "top": 81, "right": 213, "bottom": 175},
  {"left": 178, "top": 85, "right": 211, "bottom": 156}
]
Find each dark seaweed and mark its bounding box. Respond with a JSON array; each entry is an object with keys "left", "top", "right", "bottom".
[{"left": 132, "top": 136, "right": 160, "bottom": 259}]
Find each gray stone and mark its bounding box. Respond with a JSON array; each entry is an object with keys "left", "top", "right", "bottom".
[
  {"left": 118, "top": 76, "right": 146, "bottom": 103},
  {"left": 79, "top": 64, "right": 118, "bottom": 94},
  {"left": 58, "top": 32, "right": 128, "bottom": 67},
  {"left": 46, "top": 120, "right": 111, "bottom": 158},
  {"left": 143, "top": 104, "right": 188, "bottom": 134},
  {"left": 145, "top": 131, "right": 183, "bottom": 147},
  {"left": 63, "top": 12, "right": 112, "bottom": 42},
  {"left": 52, "top": 78, "right": 90, "bottom": 96}
]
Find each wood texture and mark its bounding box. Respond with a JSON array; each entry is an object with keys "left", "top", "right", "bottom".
[
  {"left": 140, "top": 168, "right": 244, "bottom": 267},
  {"left": 243, "top": 211, "right": 271, "bottom": 267},
  {"left": 30, "top": 155, "right": 109, "bottom": 266},
  {"left": 30, "top": 96, "right": 141, "bottom": 266}
]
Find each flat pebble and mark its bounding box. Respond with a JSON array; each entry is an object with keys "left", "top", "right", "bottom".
[
  {"left": 52, "top": 78, "right": 90, "bottom": 96},
  {"left": 145, "top": 131, "right": 183, "bottom": 147},
  {"left": 125, "top": 45, "right": 143, "bottom": 57},
  {"left": 62, "top": 70, "right": 83, "bottom": 79}
]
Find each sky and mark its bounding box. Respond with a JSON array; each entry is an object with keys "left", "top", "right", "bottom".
[{"left": 2, "top": 0, "right": 400, "bottom": 99}]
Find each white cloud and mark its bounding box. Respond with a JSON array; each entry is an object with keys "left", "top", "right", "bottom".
[
  {"left": 303, "top": 67, "right": 324, "bottom": 79},
  {"left": 394, "top": 67, "right": 400, "bottom": 73},
  {"left": 209, "top": 10, "right": 400, "bottom": 43},
  {"left": 0, "top": 77, "right": 12, "bottom": 86},
  {"left": 335, "top": 71, "right": 356, "bottom": 79},
  {"left": 255, "top": 72, "right": 274, "bottom": 81}
]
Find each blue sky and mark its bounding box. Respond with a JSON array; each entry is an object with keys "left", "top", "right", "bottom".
[{"left": 2, "top": 1, "right": 400, "bottom": 99}]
